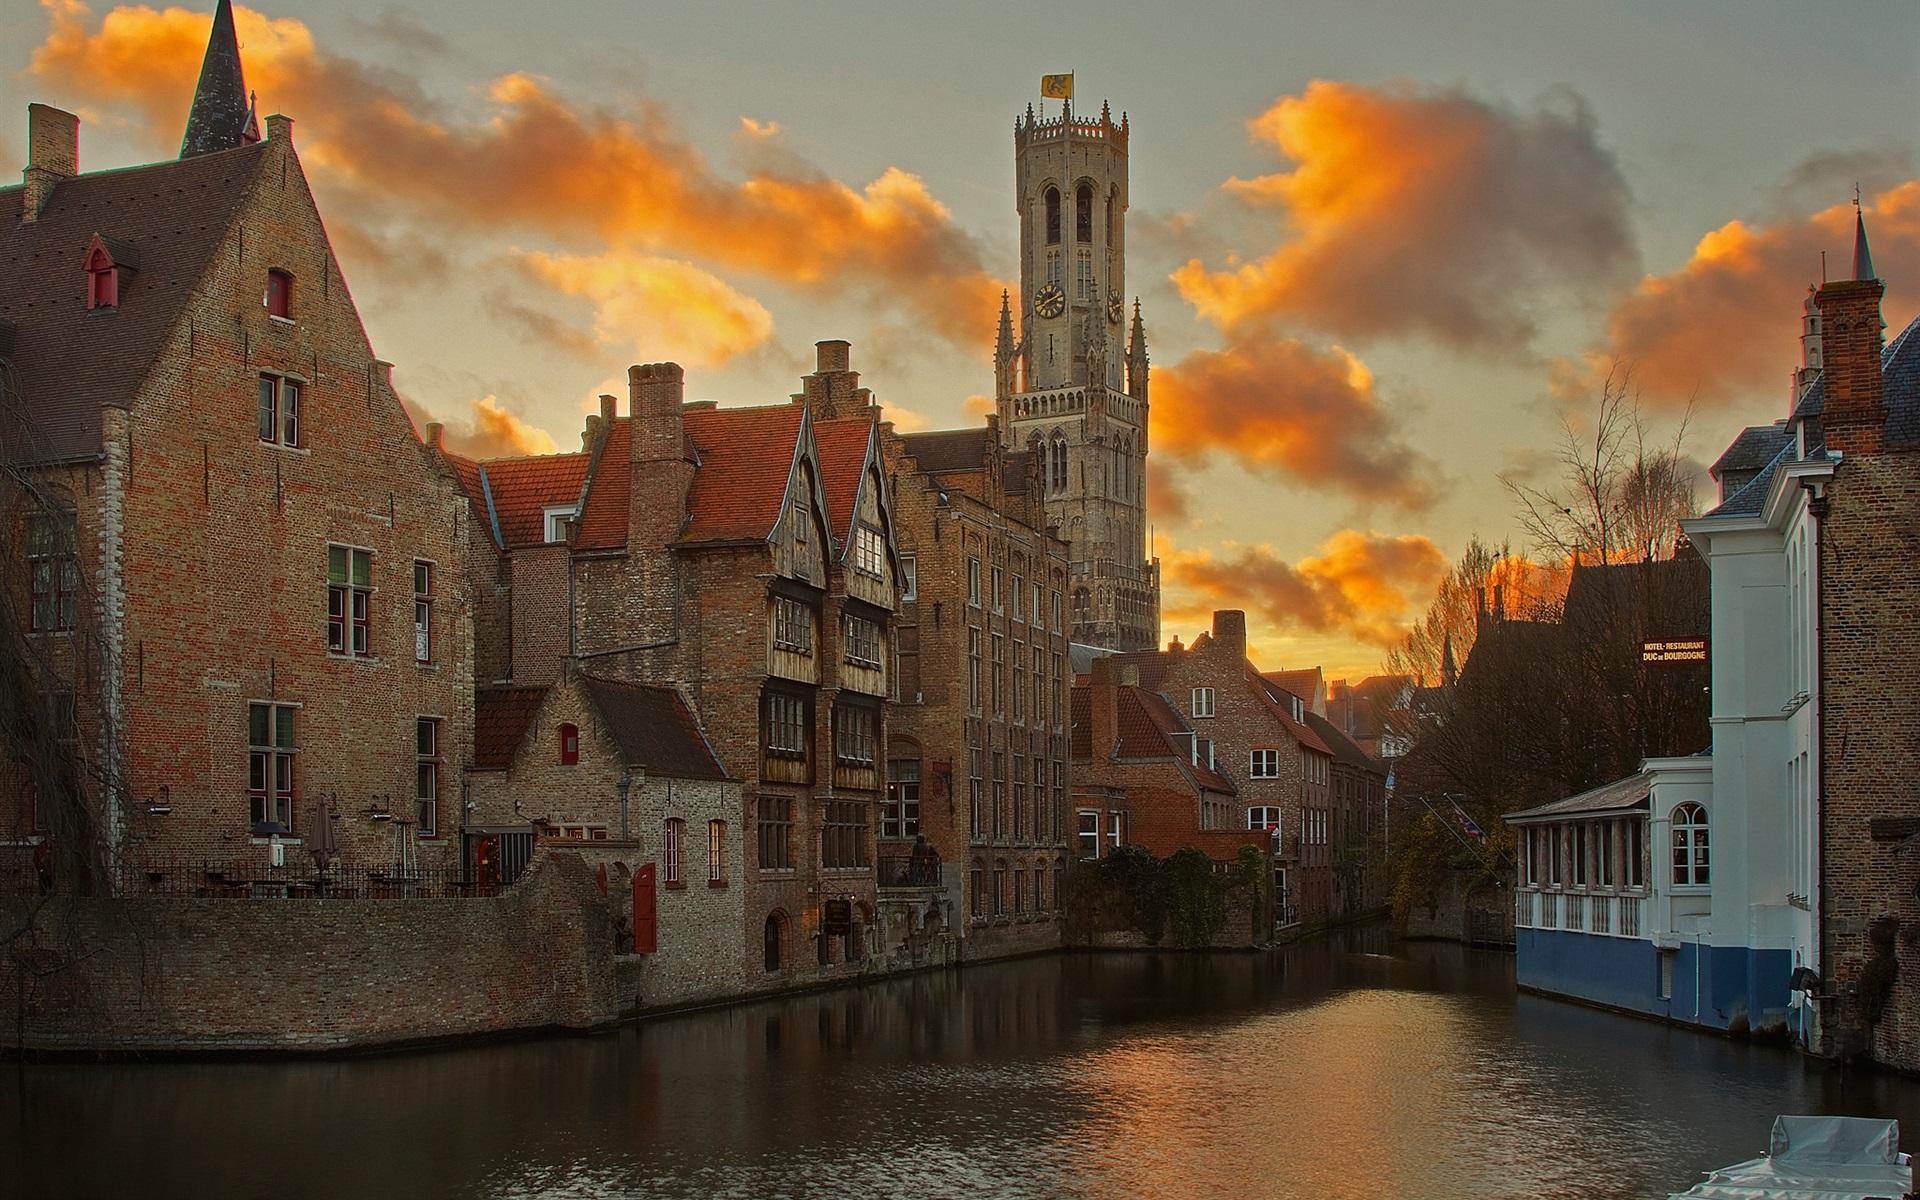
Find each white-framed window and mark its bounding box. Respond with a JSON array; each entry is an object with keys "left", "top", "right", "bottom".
[
  {"left": 1192, "top": 737, "right": 1214, "bottom": 769},
  {"left": 257, "top": 374, "right": 301, "bottom": 447},
  {"left": 1077, "top": 810, "right": 1101, "bottom": 860},
  {"left": 967, "top": 557, "right": 981, "bottom": 607},
  {"left": 1032, "top": 581, "right": 1044, "bottom": 624},
  {"left": 543, "top": 504, "right": 577, "bottom": 543},
  {"left": 854, "top": 525, "right": 886, "bottom": 577},
  {"left": 663, "top": 817, "right": 685, "bottom": 885},
  {"left": 773, "top": 595, "right": 813, "bottom": 653},
  {"left": 991, "top": 565, "right": 1005, "bottom": 613},
  {"left": 1290, "top": 695, "right": 1305, "bottom": 722},
  {"left": 843, "top": 613, "right": 882, "bottom": 667},
  {"left": 1672, "top": 803, "right": 1709, "bottom": 887},
  {"left": 1191, "top": 687, "right": 1215, "bottom": 718},
  {"left": 707, "top": 819, "right": 727, "bottom": 883},
  {"left": 1247, "top": 806, "right": 1283, "bottom": 833},
  {"left": 1250, "top": 748, "right": 1281, "bottom": 778},
  {"left": 415, "top": 716, "right": 441, "bottom": 837},
  {"left": 326, "top": 544, "right": 373, "bottom": 657},
  {"left": 413, "top": 560, "right": 433, "bottom": 663},
  {"left": 967, "top": 627, "right": 982, "bottom": 711},
  {"left": 247, "top": 701, "right": 296, "bottom": 831},
  {"left": 1051, "top": 590, "right": 1062, "bottom": 632},
  {"left": 969, "top": 748, "right": 983, "bottom": 837},
  {"left": 884, "top": 759, "right": 921, "bottom": 839},
  {"left": 1108, "top": 811, "right": 1124, "bottom": 851},
  {"left": 1011, "top": 574, "right": 1023, "bottom": 621},
  {"left": 899, "top": 554, "right": 917, "bottom": 602}
]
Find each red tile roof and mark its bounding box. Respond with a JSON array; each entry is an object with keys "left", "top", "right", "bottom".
[
  {"left": 473, "top": 686, "right": 549, "bottom": 770},
  {"left": 1070, "top": 686, "right": 1092, "bottom": 759},
  {"left": 478, "top": 452, "right": 590, "bottom": 549},
  {"left": 1264, "top": 668, "right": 1321, "bottom": 706},
  {"left": 573, "top": 417, "right": 632, "bottom": 551},
  {"left": 814, "top": 416, "right": 875, "bottom": 545},
  {"left": 2, "top": 143, "right": 272, "bottom": 462},
  {"left": 1130, "top": 689, "right": 1237, "bottom": 792},
  {"left": 439, "top": 449, "right": 494, "bottom": 544},
  {"left": 680, "top": 404, "right": 804, "bottom": 544}
]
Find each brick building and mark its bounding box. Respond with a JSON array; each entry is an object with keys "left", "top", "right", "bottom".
[
  {"left": 1, "top": 4, "right": 475, "bottom": 886},
  {"left": 467, "top": 672, "right": 746, "bottom": 1009},
  {"left": 442, "top": 351, "right": 906, "bottom": 990},
  {"left": 1094, "top": 611, "right": 1362, "bottom": 929}
]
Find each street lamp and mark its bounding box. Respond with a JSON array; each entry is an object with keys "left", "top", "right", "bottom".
[{"left": 615, "top": 772, "right": 632, "bottom": 842}]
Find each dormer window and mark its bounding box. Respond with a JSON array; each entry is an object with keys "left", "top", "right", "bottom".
[
  {"left": 82, "top": 235, "right": 135, "bottom": 311},
  {"left": 543, "top": 505, "right": 577, "bottom": 543},
  {"left": 266, "top": 269, "right": 293, "bottom": 320}
]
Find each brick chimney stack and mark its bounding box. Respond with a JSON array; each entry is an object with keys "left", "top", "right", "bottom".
[
  {"left": 629, "top": 362, "right": 692, "bottom": 550},
  {"left": 1813, "top": 275, "right": 1886, "bottom": 457},
  {"left": 22, "top": 104, "right": 79, "bottom": 224},
  {"left": 794, "top": 339, "right": 874, "bottom": 419},
  {"left": 1211, "top": 610, "right": 1248, "bottom": 661}
]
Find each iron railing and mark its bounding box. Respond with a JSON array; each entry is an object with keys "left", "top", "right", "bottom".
[
  {"left": 876, "top": 853, "right": 943, "bottom": 888},
  {"left": 121, "top": 857, "right": 516, "bottom": 899}
]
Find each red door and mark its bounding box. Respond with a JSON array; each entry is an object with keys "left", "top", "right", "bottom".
[{"left": 633, "top": 863, "right": 658, "bottom": 954}]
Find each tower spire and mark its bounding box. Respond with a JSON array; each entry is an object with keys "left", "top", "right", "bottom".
[
  {"left": 994, "top": 290, "right": 1018, "bottom": 398},
  {"left": 1852, "top": 187, "right": 1877, "bottom": 282},
  {"left": 180, "top": 0, "right": 260, "bottom": 158}
]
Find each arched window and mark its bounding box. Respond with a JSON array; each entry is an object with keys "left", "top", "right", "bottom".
[
  {"left": 1075, "top": 183, "right": 1093, "bottom": 243},
  {"left": 1051, "top": 434, "right": 1069, "bottom": 492},
  {"left": 1072, "top": 587, "right": 1091, "bottom": 619},
  {"left": 1044, "top": 187, "right": 1061, "bottom": 246},
  {"left": 1672, "top": 803, "right": 1709, "bottom": 886},
  {"left": 764, "top": 912, "right": 786, "bottom": 972},
  {"left": 266, "top": 268, "right": 293, "bottom": 319},
  {"left": 559, "top": 723, "right": 580, "bottom": 765}
]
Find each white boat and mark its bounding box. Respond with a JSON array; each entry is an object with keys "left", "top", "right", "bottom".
[{"left": 1670, "top": 1115, "right": 1913, "bottom": 1200}]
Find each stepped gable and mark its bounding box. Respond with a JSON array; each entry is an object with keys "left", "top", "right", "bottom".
[{"left": 1, "top": 144, "right": 270, "bottom": 462}]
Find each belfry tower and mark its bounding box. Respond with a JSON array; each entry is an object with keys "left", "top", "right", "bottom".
[{"left": 995, "top": 98, "right": 1158, "bottom": 651}]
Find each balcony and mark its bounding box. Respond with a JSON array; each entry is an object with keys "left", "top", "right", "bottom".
[{"left": 877, "top": 852, "right": 943, "bottom": 889}]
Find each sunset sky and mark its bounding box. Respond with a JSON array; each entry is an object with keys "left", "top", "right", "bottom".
[{"left": 4, "top": 0, "right": 1915, "bottom": 678}]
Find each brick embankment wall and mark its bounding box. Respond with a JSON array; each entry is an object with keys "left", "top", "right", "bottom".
[
  {"left": 1, "top": 852, "right": 618, "bottom": 1056},
  {"left": 1399, "top": 873, "right": 1514, "bottom": 947}
]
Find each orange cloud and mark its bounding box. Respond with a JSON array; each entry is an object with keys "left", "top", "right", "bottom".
[
  {"left": 962, "top": 394, "right": 995, "bottom": 418},
  {"left": 1173, "top": 80, "right": 1634, "bottom": 350},
  {"left": 1566, "top": 180, "right": 1920, "bottom": 408},
  {"left": 515, "top": 249, "right": 773, "bottom": 367},
  {"left": 414, "top": 394, "right": 558, "bottom": 459},
  {"left": 1164, "top": 530, "right": 1449, "bottom": 650},
  {"left": 28, "top": 2, "right": 1005, "bottom": 349},
  {"left": 1152, "top": 335, "right": 1438, "bottom": 509}
]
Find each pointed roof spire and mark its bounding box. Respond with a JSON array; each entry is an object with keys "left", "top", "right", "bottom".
[
  {"left": 180, "top": 0, "right": 259, "bottom": 158},
  {"left": 996, "top": 289, "right": 1016, "bottom": 353},
  {"left": 1852, "top": 186, "right": 1877, "bottom": 282},
  {"left": 1128, "top": 298, "right": 1147, "bottom": 357}
]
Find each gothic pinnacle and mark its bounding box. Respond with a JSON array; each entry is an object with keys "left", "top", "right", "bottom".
[{"left": 180, "top": 0, "right": 260, "bottom": 158}]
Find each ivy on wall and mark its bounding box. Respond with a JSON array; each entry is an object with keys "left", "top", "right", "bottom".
[{"left": 1065, "top": 845, "right": 1266, "bottom": 948}]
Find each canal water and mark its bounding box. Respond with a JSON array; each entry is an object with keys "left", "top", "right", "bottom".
[{"left": 8, "top": 934, "right": 1920, "bottom": 1199}]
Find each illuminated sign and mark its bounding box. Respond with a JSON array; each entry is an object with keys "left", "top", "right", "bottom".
[{"left": 1642, "top": 638, "right": 1708, "bottom": 664}]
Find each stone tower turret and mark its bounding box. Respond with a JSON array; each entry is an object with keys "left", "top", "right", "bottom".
[{"left": 996, "top": 94, "right": 1156, "bottom": 651}]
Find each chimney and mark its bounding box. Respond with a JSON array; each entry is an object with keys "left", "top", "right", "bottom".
[
  {"left": 265, "top": 113, "right": 293, "bottom": 144},
  {"left": 795, "top": 340, "right": 872, "bottom": 419},
  {"left": 424, "top": 421, "right": 445, "bottom": 450},
  {"left": 628, "top": 362, "right": 693, "bottom": 552},
  {"left": 1813, "top": 238, "right": 1886, "bottom": 455},
  {"left": 1085, "top": 659, "right": 1120, "bottom": 761},
  {"left": 1211, "top": 610, "right": 1247, "bottom": 660},
  {"left": 22, "top": 104, "right": 79, "bottom": 223}
]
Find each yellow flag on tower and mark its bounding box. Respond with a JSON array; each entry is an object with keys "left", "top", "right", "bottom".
[{"left": 1040, "top": 73, "right": 1073, "bottom": 100}]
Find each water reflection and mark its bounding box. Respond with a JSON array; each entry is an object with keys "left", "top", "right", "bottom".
[{"left": 7, "top": 937, "right": 1918, "bottom": 1200}]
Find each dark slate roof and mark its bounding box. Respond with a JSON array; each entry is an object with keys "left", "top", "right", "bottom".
[
  {"left": 578, "top": 676, "right": 728, "bottom": 781},
  {"left": 899, "top": 428, "right": 990, "bottom": 474},
  {"left": 0, "top": 143, "right": 270, "bottom": 462},
  {"left": 1711, "top": 423, "right": 1791, "bottom": 478},
  {"left": 1704, "top": 440, "right": 1792, "bottom": 518},
  {"left": 1303, "top": 710, "right": 1380, "bottom": 775},
  {"left": 180, "top": 0, "right": 259, "bottom": 158},
  {"left": 1504, "top": 771, "right": 1653, "bottom": 823},
  {"left": 473, "top": 686, "right": 549, "bottom": 771}
]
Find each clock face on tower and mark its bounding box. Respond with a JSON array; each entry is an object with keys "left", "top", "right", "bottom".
[
  {"left": 1108, "top": 291, "right": 1124, "bottom": 324},
  {"left": 1033, "top": 283, "right": 1066, "bottom": 319}
]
